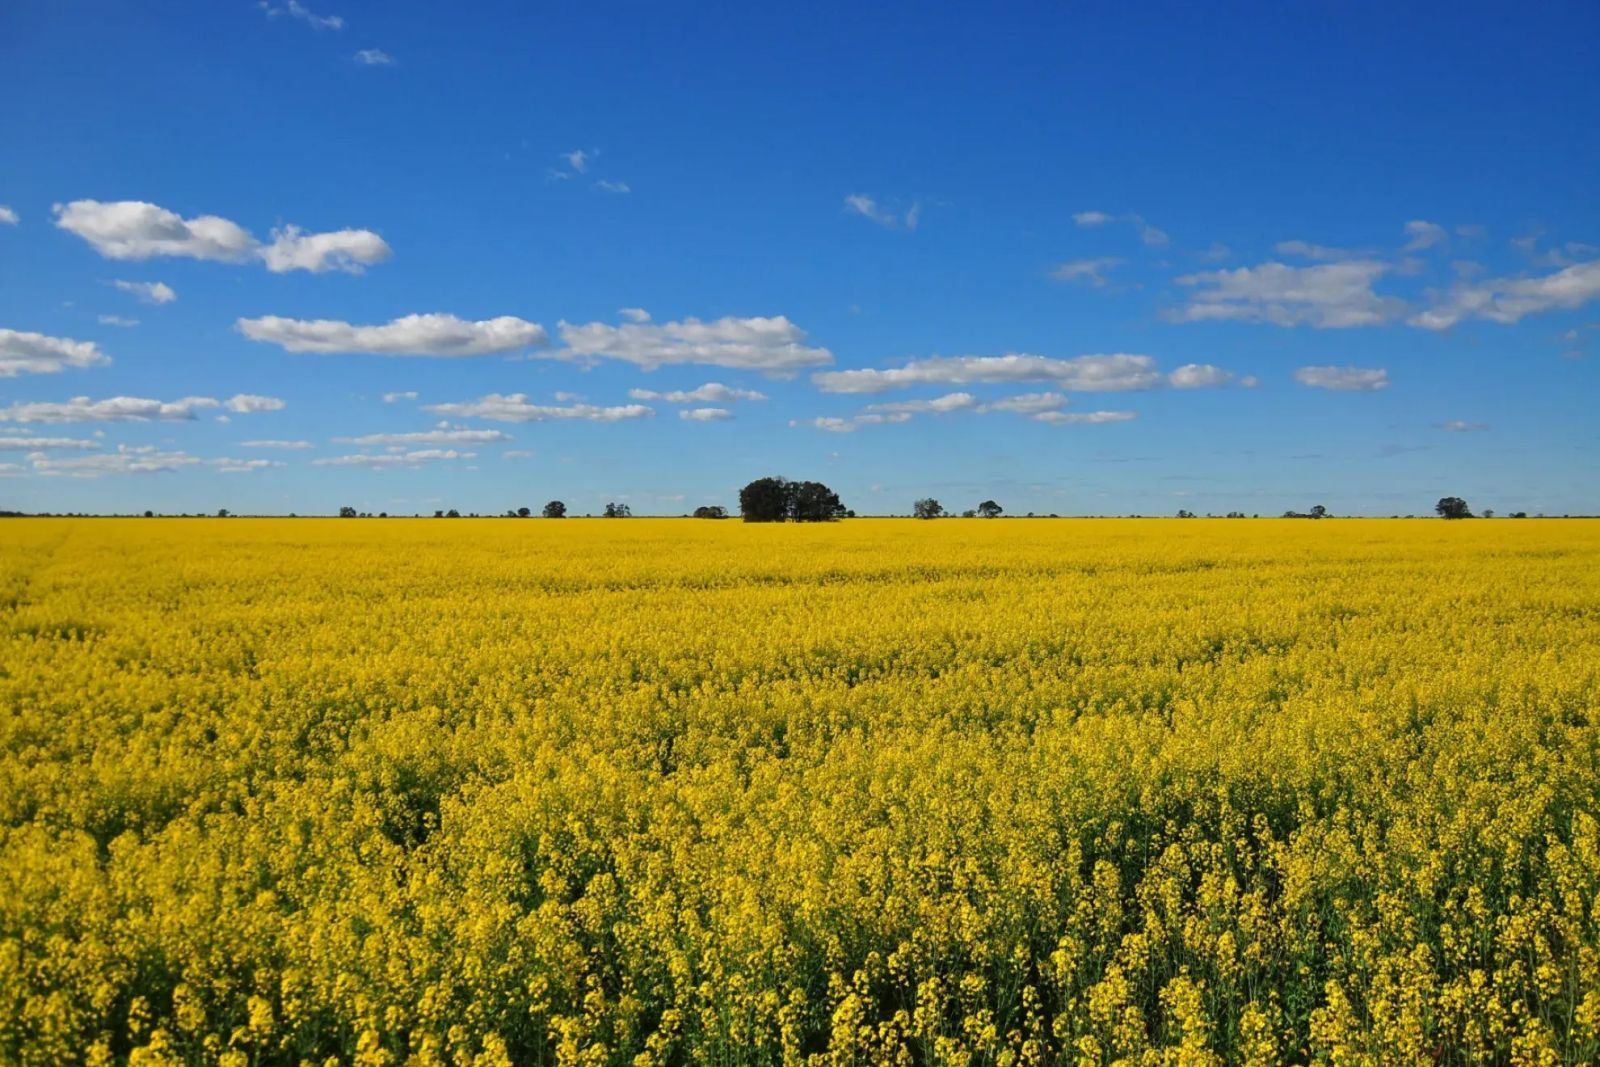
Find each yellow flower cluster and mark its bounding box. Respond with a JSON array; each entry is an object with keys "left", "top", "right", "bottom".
[{"left": 2, "top": 517, "right": 1598, "bottom": 1065}]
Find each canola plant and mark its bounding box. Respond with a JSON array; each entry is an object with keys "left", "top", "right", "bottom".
[{"left": 1, "top": 517, "right": 1598, "bottom": 1066}]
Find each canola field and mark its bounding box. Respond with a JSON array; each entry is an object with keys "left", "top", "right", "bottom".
[{"left": 3, "top": 517, "right": 1599, "bottom": 1067}]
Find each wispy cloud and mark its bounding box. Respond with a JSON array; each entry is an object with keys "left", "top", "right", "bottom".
[
  {"left": 1293, "top": 365, "right": 1390, "bottom": 391},
  {"left": 0, "top": 394, "right": 279, "bottom": 423},
  {"left": 259, "top": 0, "right": 343, "bottom": 30},
  {"left": 354, "top": 48, "right": 394, "bottom": 65},
  {"left": 0, "top": 206, "right": 17, "bottom": 225},
  {"left": 1410, "top": 261, "right": 1600, "bottom": 330},
  {"left": 112, "top": 279, "right": 176, "bottom": 304},
  {"left": 1072, "top": 211, "right": 1167, "bottom": 246},
  {"left": 1052, "top": 257, "right": 1123, "bottom": 287},
  {"left": 559, "top": 314, "right": 832, "bottom": 371},
  {"left": 628, "top": 382, "right": 767, "bottom": 404},
  {"left": 334, "top": 428, "right": 513, "bottom": 446},
  {"left": 845, "top": 194, "right": 919, "bottom": 230},
  {"left": 814, "top": 353, "right": 1162, "bottom": 394},
  {"left": 1402, "top": 220, "right": 1447, "bottom": 252},
  {"left": 1438, "top": 420, "right": 1489, "bottom": 432}
]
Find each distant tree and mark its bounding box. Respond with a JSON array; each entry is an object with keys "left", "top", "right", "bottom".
[
  {"left": 378, "top": 512, "right": 387, "bottom": 518},
  {"left": 739, "top": 477, "right": 792, "bottom": 522},
  {"left": 1482, "top": 508, "right": 1495, "bottom": 519},
  {"left": 543, "top": 500, "right": 566, "bottom": 519},
  {"left": 961, "top": 509, "right": 977, "bottom": 518},
  {"left": 143, "top": 510, "right": 154, "bottom": 518},
  {"left": 217, "top": 508, "right": 231, "bottom": 518},
  {"left": 1309, "top": 504, "right": 1328, "bottom": 519},
  {"left": 434, "top": 510, "right": 445, "bottom": 518},
  {"left": 1436, "top": 496, "right": 1473, "bottom": 519},
  {"left": 913, "top": 498, "right": 944, "bottom": 519},
  {"left": 977, "top": 499, "right": 1003, "bottom": 519},
  {"left": 603, "top": 502, "right": 632, "bottom": 518},
  {"left": 1226, "top": 511, "right": 1246, "bottom": 518},
  {"left": 693, "top": 505, "right": 728, "bottom": 519},
  {"left": 517, "top": 506, "right": 531, "bottom": 518},
  {"left": 791, "top": 481, "right": 846, "bottom": 522},
  {"left": 446, "top": 508, "right": 461, "bottom": 518},
  {"left": 1510, "top": 511, "right": 1528, "bottom": 519},
  {"left": 1177, "top": 509, "right": 1196, "bottom": 518},
  {"left": 339, "top": 505, "right": 358, "bottom": 518}
]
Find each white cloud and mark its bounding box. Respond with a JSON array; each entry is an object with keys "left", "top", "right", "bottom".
[
  {"left": 312, "top": 449, "right": 475, "bottom": 469},
  {"left": 0, "top": 436, "right": 100, "bottom": 450},
  {"left": 976, "top": 392, "right": 1067, "bottom": 414},
  {"left": 1238, "top": 375, "right": 1260, "bottom": 388},
  {"left": 265, "top": 0, "right": 343, "bottom": 29},
  {"left": 335, "top": 428, "right": 512, "bottom": 446},
  {"left": 0, "top": 329, "right": 112, "bottom": 377},
  {"left": 1072, "top": 211, "right": 1114, "bottom": 227},
  {"left": 594, "top": 180, "right": 630, "bottom": 194},
  {"left": 813, "top": 353, "right": 1161, "bottom": 394},
  {"left": 502, "top": 449, "right": 534, "bottom": 459},
  {"left": 1403, "top": 220, "right": 1448, "bottom": 252},
  {"left": 260, "top": 225, "right": 391, "bottom": 274},
  {"left": 1167, "top": 363, "right": 1234, "bottom": 389},
  {"left": 845, "top": 194, "right": 917, "bottom": 230},
  {"left": 1439, "top": 420, "right": 1489, "bottom": 432},
  {"left": 1410, "top": 261, "right": 1600, "bottom": 330},
  {"left": 55, "top": 200, "right": 388, "bottom": 274},
  {"left": 1171, "top": 260, "right": 1405, "bottom": 328},
  {"left": 240, "top": 439, "right": 313, "bottom": 449},
  {"left": 1072, "top": 211, "right": 1165, "bottom": 245},
  {"left": 212, "top": 457, "right": 285, "bottom": 473},
  {"left": 619, "top": 307, "right": 650, "bottom": 323},
  {"left": 54, "top": 200, "right": 257, "bottom": 262},
  {"left": 798, "top": 413, "right": 914, "bottom": 433},
  {"left": 679, "top": 407, "right": 733, "bottom": 422},
  {"left": 0, "top": 206, "right": 18, "bottom": 225},
  {"left": 1137, "top": 220, "right": 1169, "bottom": 247},
  {"left": 354, "top": 48, "right": 394, "bottom": 65},
  {"left": 627, "top": 382, "right": 767, "bottom": 403},
  {"left": 112, "top": 279, "right": 176, "bottom": 304},
  {"left": 238, "top": 313, "right": 546, "bottom": 356},
  {"left": 422, "top": 394, "right": 654, "bottom": 423},
  {"left": 30, "top": 444, "right": 202, "bottom": 477},
  {"left": 562, "top": 150, "right": 590, "bottom": 174},
  {"left": 381, "top": 390, "right": 418, "bottom": 403},
  {"left": 1052, "top": 257, "right": 1122, "bottom": 287},
  {"left": 558, "top": 314, "right": 832, "bottom": 371},
  {"left": 225, "top": 394, "right": 286, "bottom": 413},
  {"left": 1294, "top": 365, "right": 1390, "bottom": 391},
  {"left": 864, "top": 392, "right": 976, "bottom": 414},
  {"left": 0, "top": 395, "right": 221, "bottom": 423},
  {"left": 1033, "top": 410, "right": 1138, "bottom": 425}
]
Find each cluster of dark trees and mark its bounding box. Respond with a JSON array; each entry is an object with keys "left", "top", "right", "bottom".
[
  {"left": 911, "top": 499, "right": 1004, "bottom": 519},
  {"left": 737, "top": 477, "right": 850, "bottom": 522}
]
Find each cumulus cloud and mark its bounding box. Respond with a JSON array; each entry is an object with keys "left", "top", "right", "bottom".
[
  {"left": 54, "top": 200, "right": 257, "bottom": 262},
  {"left": 813, "top": 353, "right": 1162, "bottom": 394},
  {"left": 1033, "top": 410, "right": 1138, "bottom": 425},
  {"left": 112, "top": 279, "right": 176, "bottom": 304},
  {"left": 0, "top": 329, "right": 112, "bottom": 377},
  {"left": 845, "top": 194, "right": 918, "bottom": 230},
  {"left": 54, "top": 200, "right": 388, "bottom": 274},
  {"left": 0, "top": 435, "right": 100, "bottom": 450},
  {"left": 0, "top": 395, "right": 221, "bottom": 423},
  {"left": 1171, "top": 260, "right": 1405, "bottom": 328},
  {"left": 558, "top": 314, "right": 832, "bottom": 371},
  {"left": 1052, "top": 258, "right": 1122, "bottom": 287},
  {"left": 0, "top": 206, "right": 17, "bottom": 225},
  {"left": 423, "top": 394, "right": 654, "bottom": 423},
  {"left": 976, "top": 392, "right": 1068, "bottom": 414},
  {"left": 627, "top": 382, "right": 767, "bottom": 404},
  {"left": 1167, "top": 363, "right": 1234, "bottom": 389},
  {"left": 240, "top": 439, "right": 313, "bottom": 449},
  {"left": 260, "top": 225, "right": 391, "bottom": 274},
  {"left": 334, "top": 428, "right": 513, "bottom": 446},
  {"left": 1438, "top": 420, "right": 1490, "bottom": 432},
  {"left": 1403, "top": 220, "right": 1448, "bottom": 252},
  {"left": 619, "top": 307, "right": 650, "bottom": 322},
  {"left": 312, "top": 449, "right": 474, "bottom": 469},
  {"left": 864, "top": 392, "right": 976, "bottom": 414},
  {"left": 679, "top": 407, "right": 733, "bottom": 422},
  {"left": 354, "top": 48, "right": 394, "bottom": 65},
  {"left": 1294, "top": 365, "right": 1390, "bottom": 391},
  {"left": 237, "top": 313, "right": 546, "bottom": 356},
  {"left": 562, "top": 150, "right": 591, "bottom": 174},
  {"left": 1409, "top": 261, "right": 1600, "bottom": 330}
]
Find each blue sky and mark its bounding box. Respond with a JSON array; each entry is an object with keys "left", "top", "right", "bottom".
[{"left": 1, "top": 0, "right": 1597, "bottom": 516}]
